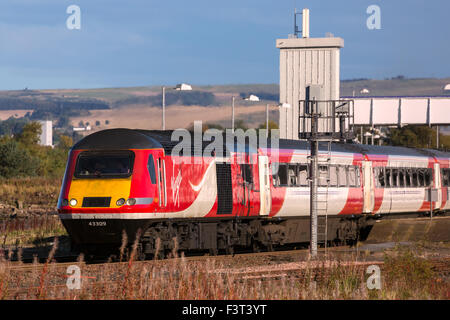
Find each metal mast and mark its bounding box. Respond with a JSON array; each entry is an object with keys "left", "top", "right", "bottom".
[{"left": 300, "top": 96, "right": 354, "bottom": 258}]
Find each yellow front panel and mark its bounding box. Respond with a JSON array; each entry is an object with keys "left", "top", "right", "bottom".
[{"left": 68, "top": 178, "right": 132, "bottom": 208}]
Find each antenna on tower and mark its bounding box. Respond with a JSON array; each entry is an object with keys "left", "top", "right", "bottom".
[
  {"left": 293, "top": 8, "right": 300, "bottom": 38},
  {"left": 292, "top": 8, "right": 310, "bottom": 38}
]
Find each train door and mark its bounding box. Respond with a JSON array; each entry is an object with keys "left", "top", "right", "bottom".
[
  {"left": 434, "top": 163, "right": 442, "bottom": 210},
  {"left": 237, "top": 153, "right": 260, "bottom": 216},
  {"left": 258, "top": 155, "right": 271, "bottom": 216},
  {"left": 362, "top": 161, "right": 375, "bottom": 213},
  {"left": 155, "top": 152, "right": 167, "bottom": 208}
]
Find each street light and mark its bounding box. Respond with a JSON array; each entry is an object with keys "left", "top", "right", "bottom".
[
  {"left": 231, "top": 94, "right": 260, "bottom": 133},
  {"left": 264, "top": 103, "right": 291, "bottom": 138},
  {"left": 162, "top": 83, "right": 192, "bottom": 130}
]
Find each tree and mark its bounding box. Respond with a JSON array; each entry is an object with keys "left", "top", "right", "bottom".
[
  {"left": 58, "top": 135, "right": 73, "bottom": 150},
  {"left": 0, "top": 139, "right": 40, "bottom": 178},
  {"left": 16, "top": 122, "right": 42, "bottom": 147},
  {"left": 258, "top": 120, "right": 279, "bottom": 131},
  {"left": 234, "top": 119, "right": 248, "bottom": 131},
  {"left": 386, "top": 125, "right": 450, "bottom": 150}
]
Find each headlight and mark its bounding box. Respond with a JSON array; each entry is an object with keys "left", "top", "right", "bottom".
[
  {"left": 116, "top": 198, "right": 125, "bottom": 206},
  {"left": 69, "top": 199, "right": 77, "bottom": 207},
  {"left": 126, "top": 198, "right": 136, "bottom": 206},
  {"left": 62, "top": 199, "right": 69, "bottom": 206}
]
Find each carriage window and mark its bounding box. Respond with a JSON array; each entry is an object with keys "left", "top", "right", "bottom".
[
  {"left": 399, "top": 169, "right": 405, "bottom": 187},
  {"left": 412, "top": 170, "right": 419, "bottom": 187},
  {"left": 298, "top": 165, "right": 308, "bottom": 186},
  {"left": 405, "top": 169, "right": 412, "bottom": 187},
  {"left": 319, "top": 165, "right": 329, "bottom": 187},
  {"left": 348, "top": 166, "right": 357, "bottom": 187},
  {"left": 377, "top": 167, "right": 385, "bottom": 187},
  {"left": 329, "top": 165, "right": 338, "bottom": 187},
  {"left": 391, "top": 169, "right": 398, "bottom": 187},
  {"left": 385, "top": 169, "right": 391, "bottom": 187},
  {"left": 443, "top": 169, "right": 450, "bottom": 187},
  {"left": 424, "top": 169, "right": 432, "bottom": 187},
  {"left": 418, "top": 170, "right": 425, "bottom": 187},
  {"left": 277, "top": 164, "right": 288, "bottom": 186},
  {"left": 271, "top": 164, "right": 279, "bottom": 186},
  {"left": 355, "top": 166, "right": 361, "bottom": 187},
  {"left": 338, "top": 166, "right": 347, "bottom": 187},
  {"left": 147, "top": 154, "right": 157, "bottom": 184},
  {"left": 288, "top": 165, "right": 298, "bottom": 186}
]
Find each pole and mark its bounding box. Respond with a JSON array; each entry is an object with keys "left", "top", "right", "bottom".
[
  {"left": 266, "top": 103, "right": 269, "bottom": 138},
  {"left": 360, "top": 126, "right": 363, "bottom": 144},
  {"left": 436, "top": 125, "right": 439, "bottom": 149},
  {"left": 162, "top": 86, "right": 166, "bottom": 130},
  {"left": 371, "top": 127, "right": 374, "bottom": 145},
  {"left": 232, "top": 96, "right": 235, "bottom": 133},
  {"left": 310, "top": 113, "right": 319, "bottom": 258}
]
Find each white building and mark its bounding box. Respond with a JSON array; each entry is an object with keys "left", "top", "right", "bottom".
[{"left": 38, "top": 120, "right": 52, "bottom": 146}]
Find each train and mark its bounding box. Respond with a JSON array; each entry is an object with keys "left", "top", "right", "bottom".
[{"left": 57, "top": 128, "right": 450, "bottom": 258}]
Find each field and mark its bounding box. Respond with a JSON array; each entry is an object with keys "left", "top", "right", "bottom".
[
  {"left": 0, "top": 177, "right": 449, "bottom": 300},
  {"left": 70, "top": 104, "right": 279, "bottom": 132}
]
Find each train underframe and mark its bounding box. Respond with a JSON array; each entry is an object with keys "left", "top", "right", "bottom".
[{"left": 63, "top": 214, "right": 378, "bottom": 259}]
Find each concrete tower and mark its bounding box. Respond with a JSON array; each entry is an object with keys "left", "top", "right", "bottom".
[
  {"left": 277, "top": 9, "right": 344, "bottom": 139},
  {"left": 39, "top": 120, "right": 53, "bottom": 147}
]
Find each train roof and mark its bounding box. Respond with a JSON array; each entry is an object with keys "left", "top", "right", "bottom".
[
  {"left": 268, "top": 138, "right": 450, "bottom": 159},
  {"left": 72, "top": 129, "right": 163, "bottom": 150},
  {"left": 73, "top": 129, "right": 450, "bottom": 160}
]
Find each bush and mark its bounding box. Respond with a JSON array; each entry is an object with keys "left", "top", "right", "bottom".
[{"left": 0, "top": 139, "right": 40, "bottom": 178}]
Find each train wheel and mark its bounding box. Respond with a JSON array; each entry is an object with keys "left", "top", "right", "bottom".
[{"left": 252, "top": 240, "right": 261, "bottom": 253}]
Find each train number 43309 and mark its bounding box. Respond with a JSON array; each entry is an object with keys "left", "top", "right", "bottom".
[{"left": 88, "top": 221, "right": 107, "bottom": 227}]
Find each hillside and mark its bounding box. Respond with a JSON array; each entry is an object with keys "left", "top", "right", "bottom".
[{"left": 0, "top": 77, "right": 449, "bottom": 133}]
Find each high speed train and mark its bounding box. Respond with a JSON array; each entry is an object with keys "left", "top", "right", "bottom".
[{"left": 57, "top": 129, "right": 450, "bottom": 257}]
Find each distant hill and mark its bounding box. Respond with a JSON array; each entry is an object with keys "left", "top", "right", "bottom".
[
  {"left": 2, "top": 77, "right": 446, "bottom": 108},
  {"left": 340, "top": 77, "right": 450, "bottom": 97},
  {"left": 0, "top": 77, "right": 449, "bottom": 132}
]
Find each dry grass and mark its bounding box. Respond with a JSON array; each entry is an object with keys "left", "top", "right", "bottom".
[
  {"left": 1, "top": 215, "right": 66, "bottom": 247},
  {"left": 0, "top": 242, "right": 448, "bottom": 300},
  {"left": 0, "top": 177, "right": 61, "bottom": 208},
  {"left": 0, "top": 177, "right": 66, "bottom": 247}
]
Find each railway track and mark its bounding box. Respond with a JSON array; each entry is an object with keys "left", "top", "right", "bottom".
[{"left": 2, "top": 214, "right": 450, "bottom": 270}]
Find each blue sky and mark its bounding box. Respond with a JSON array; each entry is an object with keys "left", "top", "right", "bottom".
[{"left": 0, "top": 0, "right": 449, "bottom": 90}]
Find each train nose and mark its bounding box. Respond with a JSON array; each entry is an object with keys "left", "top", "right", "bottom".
[
  {"left": 67, "top": 178, "right": 132, "bottom": 209},
  {"left": 62, "top": 218, "right": 149, "bottom": 248}
]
